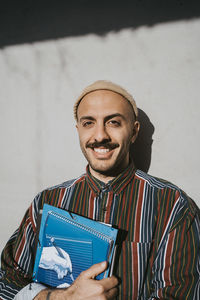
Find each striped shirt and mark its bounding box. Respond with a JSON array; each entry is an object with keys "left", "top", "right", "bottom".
[{"left": 0, "top": 163, "right": 200, "bottom": 299}]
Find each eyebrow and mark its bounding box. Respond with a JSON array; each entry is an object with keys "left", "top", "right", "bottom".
[
  {"left": 104, "top": 113, "right": 126, "bottom": 122},
  {"left": 79, "top": 113, "right": 126, "bottom": 123},
  {"left": 79, "top": 116, "right": 95, "bottom": 122}
]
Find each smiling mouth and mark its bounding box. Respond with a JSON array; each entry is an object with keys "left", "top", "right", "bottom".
[{"left": 93, "top": 148, "right": 110, "bottom": 153}]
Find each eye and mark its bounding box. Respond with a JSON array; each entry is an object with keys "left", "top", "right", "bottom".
[
  {"left": 82, "top": 121, "right": 94, "bottom": 127},
  {"left": 107, "top": 119, "right": 121, "bottom": 127}
]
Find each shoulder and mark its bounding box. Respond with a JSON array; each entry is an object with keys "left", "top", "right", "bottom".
[
  {"left": 135, "top": 169, "right": 199, "bottom": 217},
  {"left": 135, "top": 169, "right": 180, "bottom": 190},
  {"left": 33, "top": 173, "right": 86, "bottom": 205},
  {"left": 45, "top": 173, "right": 86, "bottom": 191},
  {"left": 46, "top": 174, "right": 86, "bottom": 191}
]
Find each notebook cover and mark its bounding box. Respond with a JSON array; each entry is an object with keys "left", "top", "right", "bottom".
[{"left": 33, "top": 204, "right": 118, "bottom": 288}]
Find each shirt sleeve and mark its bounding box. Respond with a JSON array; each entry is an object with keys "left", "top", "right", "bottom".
[
  {"left": 13, "top": 283, "right": 47, "bottom": 300},
  {"left": 148, "top": 194, "right": 200, "bottom": 300},
  {"left": 0, "top": 193, "right": 43, "bottom": 300}
]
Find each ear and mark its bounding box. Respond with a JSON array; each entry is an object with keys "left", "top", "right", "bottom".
[{"left": 131, "top": 121, "right": 140, "bottom": 144}]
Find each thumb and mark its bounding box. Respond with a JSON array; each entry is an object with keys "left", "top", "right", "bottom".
[{"left": 81, "top": 261, "right": 108, "bottom": 279}]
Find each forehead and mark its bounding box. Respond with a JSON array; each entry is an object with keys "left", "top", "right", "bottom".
[{"left": 77, "top": 90, "right": 133, "bottom": 119}]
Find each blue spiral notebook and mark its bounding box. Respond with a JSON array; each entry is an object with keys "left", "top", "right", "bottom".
[{"left": 33, "top": 204, "right": 118, "bottom": 288}]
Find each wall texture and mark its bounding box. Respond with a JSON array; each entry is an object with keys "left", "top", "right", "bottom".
[{"left": 0, "top": 17, "right": 200, "bottom": 252}]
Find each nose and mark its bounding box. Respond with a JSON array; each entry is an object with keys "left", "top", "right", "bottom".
[{"left": 93, "top": 123, "right": 111, "bottom": 143}]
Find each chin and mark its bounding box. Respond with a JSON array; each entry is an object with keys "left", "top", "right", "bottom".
[
  {"left": 89, "top": 162, "right": 114, "bottom": 174},
  {"left": 90, "top": 160, "right": 125, "bottom": 177},
  {"left": 92, "top": 165, "right": 113, "bottom": 174}
]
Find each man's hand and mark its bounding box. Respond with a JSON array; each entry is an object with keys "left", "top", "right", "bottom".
[{"left": 34, "top": 261, "right": 118, "bottom": 300}]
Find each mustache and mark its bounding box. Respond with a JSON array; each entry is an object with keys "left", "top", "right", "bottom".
[{"left": 86, "top": 141, "right": 119, "bottom": 150}]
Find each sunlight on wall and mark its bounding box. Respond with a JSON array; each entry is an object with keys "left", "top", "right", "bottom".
[{"left": 0, "top": 18, "right": 200, "bottom": 252}]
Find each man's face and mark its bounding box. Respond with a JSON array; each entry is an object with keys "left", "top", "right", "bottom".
[{"left": 76, "top": 90, "right": 139, "bottom": 180}]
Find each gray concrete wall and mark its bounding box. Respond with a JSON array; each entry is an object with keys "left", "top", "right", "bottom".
[{"left": 0, "top": 18, "right": 200, "bottom": 253}]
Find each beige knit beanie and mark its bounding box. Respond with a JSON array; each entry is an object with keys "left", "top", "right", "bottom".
[{"left": 74, "top": 80, "right": 138, "bottom": 121}]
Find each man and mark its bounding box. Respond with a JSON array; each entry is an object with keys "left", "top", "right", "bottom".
[{"left": 0, "top": 80, "right": 200, "bottom": 300}]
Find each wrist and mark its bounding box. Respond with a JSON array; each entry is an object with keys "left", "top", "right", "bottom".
[
  {"left": 33, "top": 289, "right": 52, "bottom": 300},
  {"left": 46, "top": 291, "right": 52, "bottom": 300}
]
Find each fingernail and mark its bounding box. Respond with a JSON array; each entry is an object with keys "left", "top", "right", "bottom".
[{"left": 101, "top": 261, "right": 107, "bottom": 267}]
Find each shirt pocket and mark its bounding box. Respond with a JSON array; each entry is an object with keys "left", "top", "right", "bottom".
[{"left": 116, "top": 241, "right": 153, "bottom": 300}]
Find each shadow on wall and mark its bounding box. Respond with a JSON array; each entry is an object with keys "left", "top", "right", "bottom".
[
  {"left": 131, "top": 109, "right": 154, "bottom": 173},
  {"left": 0, "top": 0, "right": 200, "bottom": 47}
]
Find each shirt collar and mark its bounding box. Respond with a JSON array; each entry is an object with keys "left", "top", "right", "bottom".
[{"left": 86, "top": 162, "right": 136, "bottom": 195}]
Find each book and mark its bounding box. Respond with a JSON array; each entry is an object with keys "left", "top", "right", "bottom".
[{"left": 33, "top": 204, "right": 118, "bottom": 288}]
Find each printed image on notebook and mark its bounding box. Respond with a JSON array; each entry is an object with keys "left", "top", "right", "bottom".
[{"left": 33, "top": 204, "right": 118, "bottom": 288}]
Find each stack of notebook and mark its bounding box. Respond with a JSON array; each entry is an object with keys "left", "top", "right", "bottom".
[{"left": 33, "top": 204, "right": 118, "bottom": 288}]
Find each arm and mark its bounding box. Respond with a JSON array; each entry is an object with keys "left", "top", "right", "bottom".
[
  {"left": 0, "top": 193, "right": 42, "bottom": 300},
  {"left": 149, "top": 197, "right": 200, "bottom": 299},
  {"left": 33, "top": 262, "right": 118, "bottom": 300}
]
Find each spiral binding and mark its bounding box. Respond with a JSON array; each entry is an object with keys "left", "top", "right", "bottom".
[{"left": 47, "top": 211, "right": 113, "bottom": 244}]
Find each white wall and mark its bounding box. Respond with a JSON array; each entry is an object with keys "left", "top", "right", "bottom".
[{"left": 0, "top": 19, "right": 200, "bottom": 253}]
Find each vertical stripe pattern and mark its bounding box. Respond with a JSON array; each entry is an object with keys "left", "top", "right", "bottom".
[{"left": 0, "top": 165, "right": 200, "bottom": 300}]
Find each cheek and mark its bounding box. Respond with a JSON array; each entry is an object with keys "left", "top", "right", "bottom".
[
  {"left": 115, "top": 129, "right": 133, "bottom": 144},
  {"left": 120, "top": 133, "right": 134, "bottom": 150},
  {"left": 78, "top": 131, "right": 91, "bottom": 146}
]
